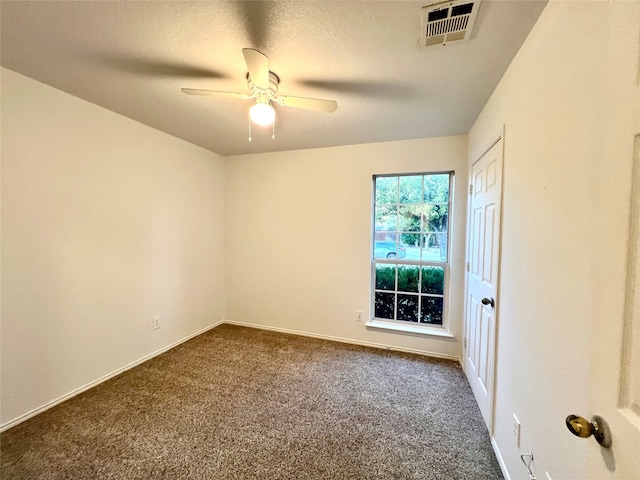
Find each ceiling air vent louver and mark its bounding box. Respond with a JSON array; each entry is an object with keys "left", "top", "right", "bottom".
[{"left": 421, "top": 0, "right": 481, "bottom": 47}]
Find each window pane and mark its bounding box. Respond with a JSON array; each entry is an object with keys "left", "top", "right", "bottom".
[
  {"left": 397, "top": 265, "right": 419, "bottom": 293},
  {"left": 375, "top": 176, "right": 398, "bottom": 205},
  {"left": 399, "top": 175, "right": 422, "bottom": 204},
  {"left": 375, "top": 264, "right": 396, "bottom": 290},
  {"left": 375, "top": 292, "right": 395, "bottom": 319},
  {"left": 398, "top": 205, "right": 421, "bottom": 232},
  {"left": 424, "top": 174, "right": 450, "bottom": 203},
  {"left": 375, "top": 205, "right": 397, "bottom": 233},
  {"left": 422, "top": 204, "right": 448, "bottom": 232},
  {"left": 374, "top": 237, "right": 406, "bottom": 259},
  {"left": 399, "top": 236, "right": 420, "bottom": 261},
  {"left": 397, "top": 294, "right": 419, "bottom": 322},
  {"left": 420, "top": 296, "right": 443, "bottom": 325},
  {"left": 422, "top": 234, "right": 448, "bottom": 262},
  {"left": 421, "top": 266, "right": 444, "bottom": 294}
]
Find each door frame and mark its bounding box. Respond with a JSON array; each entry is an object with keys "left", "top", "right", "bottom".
[{"left": 463, "top": 125, "right": 505, "bottom": 434}]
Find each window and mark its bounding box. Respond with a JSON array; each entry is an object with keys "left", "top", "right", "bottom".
[{"left": 371, "top": 173, "right": 452, "bottom": 330}]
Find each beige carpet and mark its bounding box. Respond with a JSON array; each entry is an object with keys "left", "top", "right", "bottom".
[{"left": 1, "top": 324, "right": 503, "bottom": 479}]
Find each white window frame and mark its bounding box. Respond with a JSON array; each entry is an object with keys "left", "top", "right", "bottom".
[{"left": 367, "top": 172, "right": 454, "bottom": 337}]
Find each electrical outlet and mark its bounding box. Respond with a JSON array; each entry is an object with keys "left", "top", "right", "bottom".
[
  {"left": 152, "top": 316, "right": 160, "bottom": 330},
  {"left": 356, "top": 310, "right": 364, "bottom": 322},
  {"left": 512, "top": 413, "right": 521, "bottom": 447}
]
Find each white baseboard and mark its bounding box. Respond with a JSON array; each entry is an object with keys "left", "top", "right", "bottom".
[
  {"left": 0, "top": 320, "right": 224, "bottom": 432},
  {"left": 2, "top": 318, "right": 460, "bottom": 432},
  {"left": 491, "top": 436, "right": 512, "bottom": 480},
  {"left": 222, "top": 319, "right": 461, "bottom": 363}
]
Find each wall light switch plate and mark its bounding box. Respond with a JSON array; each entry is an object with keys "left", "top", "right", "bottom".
[{"left": 152, "top": 316, "right": 160, "bottom": 330}]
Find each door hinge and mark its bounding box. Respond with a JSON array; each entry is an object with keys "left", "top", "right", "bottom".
[
  {"left": 463, "top": 337, "right": 467, "bottom": 348},
  {"left": 466, "top": 261, "right": 470, "bottom": 272},
  {"left": 469, "top": 184, "right": 473, "bottom": 194}
]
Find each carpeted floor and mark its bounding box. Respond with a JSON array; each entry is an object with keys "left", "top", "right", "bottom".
[{"left": 1, "top": 324, "right": 503, "bottom": 479}]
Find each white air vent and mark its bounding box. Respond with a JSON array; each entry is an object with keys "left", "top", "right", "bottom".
[{"left": 421, "top": 0, "right": 481, "bottom": 47}]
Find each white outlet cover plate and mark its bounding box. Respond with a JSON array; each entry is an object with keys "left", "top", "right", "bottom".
[{"left": 512, "top": 413, "right": 521, "bottom": 447}]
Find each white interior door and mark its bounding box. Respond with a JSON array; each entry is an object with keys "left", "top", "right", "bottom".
[
  {"left": 464, "top": 136, "right": 503, "bottom": 431},
  {"left": 584, "top": 6, "right": 640, "bottom": 474},
  {"left": 586, "top": 135, "right": 640, "bottom": 478}
]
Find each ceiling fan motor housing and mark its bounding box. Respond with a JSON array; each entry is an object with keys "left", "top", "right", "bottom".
[{"left": 247, "top": 71, "right": 279, "bottom": 103}]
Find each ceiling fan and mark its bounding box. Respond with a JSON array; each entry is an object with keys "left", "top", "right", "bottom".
[{"left": 181, "top": 48, "right": 338, "bottom": 133}]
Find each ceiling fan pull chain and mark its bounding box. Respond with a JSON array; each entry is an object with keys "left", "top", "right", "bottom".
[
  {"left": 248, "top": 118, "right": 252, "bottom": 142},
  {"left": 272, "top": 118, "right": 275, "bottom": 140}
]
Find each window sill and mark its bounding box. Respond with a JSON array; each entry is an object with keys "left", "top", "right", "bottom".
[{"left": 365, "top": 319, "right": 455, "bottom": 339}]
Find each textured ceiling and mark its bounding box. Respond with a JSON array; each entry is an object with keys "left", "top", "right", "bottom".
[{"left": 0, "top": 1, "right": 547, "bottom": 156}]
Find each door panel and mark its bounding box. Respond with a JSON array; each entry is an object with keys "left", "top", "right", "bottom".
[
  {"left": 464, "top": 137, "right": 503, "bottom": 431},
  {"left": 467, "top": 295, "right": 479, "bottom": 368},
  {"left": 472, "top": 207, "right": 482, "bottom": 275},
  {"left": 483, "top": 205, "right": 495, "bottom": 284},
  {"left": 479, "top": 305, "right": 491, "bottom": 393}
]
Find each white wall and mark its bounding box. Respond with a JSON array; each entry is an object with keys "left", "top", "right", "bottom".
[
  {"left": 224, "top": 136, "right": 467, "bottom": 359},
  {"left": 468, "top": 2, "right": 640, "bottom": 479},
  {"left": 0, "top": 68, "right": 226, "bottom": 427},
  {"left": 6, "top": 6, "right": 638, "bottom": 476}
]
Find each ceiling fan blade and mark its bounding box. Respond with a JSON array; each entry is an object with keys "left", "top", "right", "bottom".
[
  {"left": 181, "top": 88, "right": 249, "bottom": 99},
  {"left": 235, "top": 1, "right": 273, "bottom": 51},
  {"left": 242, "top": 48, "right": 270, "bottom": 90},
  {"left": 276, "top": 95, "right": 338, "bottom": 113},
  {"left": 94, "top": 55, "right": 229, "bottom": 79},
  {"left": 297, "top": 79, "right": 417, "bottom": 100}
]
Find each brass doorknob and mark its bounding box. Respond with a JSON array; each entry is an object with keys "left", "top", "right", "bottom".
[{"left": 565, "top": 414, "right": 612, "bottom": 448}]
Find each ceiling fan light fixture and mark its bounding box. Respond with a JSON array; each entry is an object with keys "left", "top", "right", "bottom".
[
  {"left": 182, "top": 48, "right": 337, "bottom": 136},
  {"left": 250, "top": 101, "right": 275, "bottom": 126}
]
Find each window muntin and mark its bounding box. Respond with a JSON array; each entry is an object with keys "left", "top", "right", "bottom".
[{"left": 372, "top": 173, "right": 451, "bottom": 327}]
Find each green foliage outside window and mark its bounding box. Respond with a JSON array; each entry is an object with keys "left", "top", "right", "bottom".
[{"left": 375, "top": 265, "right": 444, "bottom": 296}]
